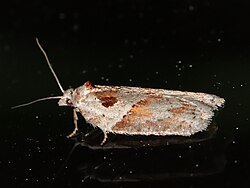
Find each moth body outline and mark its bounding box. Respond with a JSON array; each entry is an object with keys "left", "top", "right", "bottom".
[{"left": 58, "top": 81, "right": 224, "bottom": 144}]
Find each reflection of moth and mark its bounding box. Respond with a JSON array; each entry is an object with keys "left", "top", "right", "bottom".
[{"left": 13, "top": 39, "right": 225, "bottom": 145}]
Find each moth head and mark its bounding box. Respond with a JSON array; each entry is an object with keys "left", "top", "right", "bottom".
[{"left": 58, "top": 89, "right": 74, "bottom": 106}]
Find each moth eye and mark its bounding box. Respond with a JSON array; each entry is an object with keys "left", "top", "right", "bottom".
[{"left": 66, "top": 99, "right": 73, "bottom": 105}]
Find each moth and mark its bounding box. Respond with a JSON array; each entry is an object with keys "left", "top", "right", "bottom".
[{"left": 13, "top": 39, "right": 225, "bottom": 145}]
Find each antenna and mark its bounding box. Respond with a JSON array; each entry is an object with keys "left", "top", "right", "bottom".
[
  {"left": 11, "top": 96, "right": 62, "bottom": 109},
  {"left": 36, "top": 38, "right": 65, "bottom": 93}
]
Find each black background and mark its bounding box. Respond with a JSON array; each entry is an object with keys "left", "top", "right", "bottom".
[{"left": 1, "top": 0, "right": 250, "bottom": 187}]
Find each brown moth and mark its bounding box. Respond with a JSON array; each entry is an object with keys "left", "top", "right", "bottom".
[{"left": 13, "top": 39, "right": 225, "bottom": 145}]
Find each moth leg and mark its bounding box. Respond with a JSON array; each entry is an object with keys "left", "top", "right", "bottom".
[
  {"left": 67, "top": 108, "right": 79, "bottom": 138},
  {"left": 100, "top": 129, "right": 108, "bottom": 145}
]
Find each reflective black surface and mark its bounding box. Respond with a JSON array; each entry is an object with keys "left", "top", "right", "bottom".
[{"left": 1, "top": 1, "right": 250, "bottom": 187}]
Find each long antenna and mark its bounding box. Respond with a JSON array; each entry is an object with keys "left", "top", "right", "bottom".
[
  {"left": 11, "top": 96, "right": 62, "bottom": 109},
  {"left": 36, "top": 38, "right": 65, "bottom": 93}
]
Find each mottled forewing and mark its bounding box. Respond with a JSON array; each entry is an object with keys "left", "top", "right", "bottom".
[{"left": 111, "top": 95, "right": 215, "bottom": 136}]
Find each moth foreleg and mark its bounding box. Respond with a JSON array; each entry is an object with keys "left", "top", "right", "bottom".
[
  {"left": 100, "top": 129, "right": 108, "bottom": 145},
  {"left": 67, "top": 108, "right": 79, "bottom": 138}
]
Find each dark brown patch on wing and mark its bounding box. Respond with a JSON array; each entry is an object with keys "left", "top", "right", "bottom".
[
  {"left": 96, "top": 91, "right": 118, "bottom": 108},
  {"left": 100, "top": 96, "right": 118, "bottom": 108},
  {"left": 129, "top": 97, "right": 153, "bottom": 116},
  {"left": 112, "top": 96, "right": 159, "bottom": 131},
  {"left": 112, "top": 96, "right": 197, "bottom": 135},
  {"left": 169, "top": 102, "right": 190, "bottom": 114}
]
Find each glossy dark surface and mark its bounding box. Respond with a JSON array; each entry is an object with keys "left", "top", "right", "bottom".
[{"left": 1, "top": 1, "right": 250, "bottom": 187}]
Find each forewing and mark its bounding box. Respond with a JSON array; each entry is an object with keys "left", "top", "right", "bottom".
[{"left": 111, "top": 95, "right": 215, "bottom": 136}]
